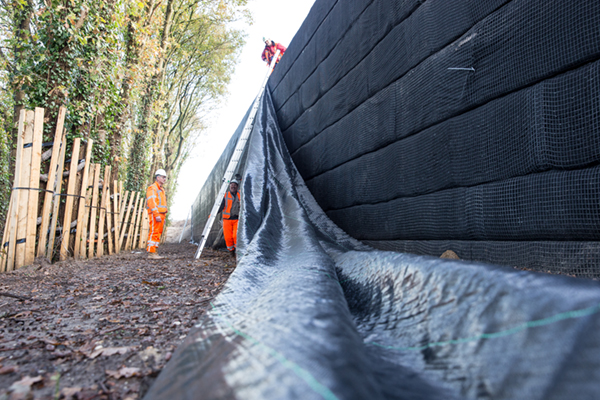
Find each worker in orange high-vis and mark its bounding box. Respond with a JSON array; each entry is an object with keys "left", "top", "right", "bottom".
[
  {"left": 146, "top": 169, "right": 168, "bottom": 259},
  {"left": 218, "top": 179, "right": 241, "bottom": 255},
  {"left": 261, "top": 37, "right": 286, "bottom": 67}
]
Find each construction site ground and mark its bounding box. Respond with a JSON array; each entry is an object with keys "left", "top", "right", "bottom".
[{"left": 0, "top": 240, "right": 235, "bottom": 400}]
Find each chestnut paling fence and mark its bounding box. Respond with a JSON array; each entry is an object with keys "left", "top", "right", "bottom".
[{"left": 0, "top": 107, "right": 149, "bottom": 272}]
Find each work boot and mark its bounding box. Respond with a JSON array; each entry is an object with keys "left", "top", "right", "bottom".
[{"left": 148, "top": 253, "right": 164, "bottom": 260}]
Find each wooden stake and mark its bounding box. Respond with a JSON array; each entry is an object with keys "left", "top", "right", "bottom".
[
  {"left": 112, "top": 180, "right": 120, "bottom": 254},
  {"left": 15, "top": 110, "right": 34, "bottom": 269},
  {"left": 73, "top": 140, "right": 93, "bottom": 259},
  {"left": 124, "top": 191, "right": 139, "bottom": 251},
  {"left": 47, "top": 132, "right": 67, "bottom": 260},
  {"left": 117, "top": 190, "right": 129, "bottom": 249},
  {"left": 118, "top": 191, "right": 134, "bottom": 251},
  {"left": 24, "top": 107, "right": 44, "bottom": 266},
  {"left": 37, "top": 106, "right": 66, "bottom": 258},
  {"left": 140, "top": 211, "right": 149, "bottom": 250},
  {"left": 98, "top": 165, "right": 111, "bottom": 257},
  {"left": 124, "top": 193, "right": 136, "bottom": 251},
  {"left": 1, "top": 110, "right": 26, "bottom": 272},
  {"left": 133, "top": 196, "right": 145, "bottom": 249},
  {"left": 79, "top": 168, "right": 94, "bottom": 259},
  {"left": 60, "top": 138, "right": 81, "bottom": 261},
  {"left": 126, "top": 193, "right": 141, "bottom": 251},
  {"left": 119, "top": 181, "right": 125, "bottom": 211},
  {"left": 87, "top": 164, "right": 101, "bottom": 257}
]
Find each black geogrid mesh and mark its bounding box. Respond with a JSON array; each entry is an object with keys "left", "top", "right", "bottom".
[
  {"left": 302, "top": 60, "right": 600, "bottom": 208},
  {"left": 266, "top": 0, "right": 600, "bottom": 278},
  {"left": 362, "top": 240, "right": 600, "bottom": 278}
]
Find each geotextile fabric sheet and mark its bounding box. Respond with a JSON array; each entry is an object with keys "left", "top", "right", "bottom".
[{"left": 144, "top": 91, "right": 600, "bottom": 400}]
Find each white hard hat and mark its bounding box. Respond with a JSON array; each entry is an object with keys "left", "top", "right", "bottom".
[
  {"left": 155, "top": 169, "right": 167, "bottom": 177},
  {"left": 230, "top": 179, "right": 240, "bottom": 185}
]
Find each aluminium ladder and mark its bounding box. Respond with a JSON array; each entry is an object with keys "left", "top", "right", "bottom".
[{"left": 194, "top": 50, "right": 281, "bottom": 259}]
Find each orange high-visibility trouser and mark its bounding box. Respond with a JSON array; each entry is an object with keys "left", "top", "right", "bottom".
[
  {"left": 223, "top": 219, "right": 238, "bottom": 252},
  {"left": 147, "top": 212, "right": 165, "bottom": 253}
]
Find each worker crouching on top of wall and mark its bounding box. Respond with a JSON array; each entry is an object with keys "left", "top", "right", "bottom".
[
  {"left": 218, "top": 179, "right": 241, "bottom": 255},
  {"left": 146, "top": 169, "right": 168, "bottom": 259},
  {"left": 261, "top": 37, "right": 286, "bottom": 67}
]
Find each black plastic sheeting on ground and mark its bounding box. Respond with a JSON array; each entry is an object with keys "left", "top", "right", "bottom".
[{"left": 144, "top": 90, "right": 600, "bottom": 400}]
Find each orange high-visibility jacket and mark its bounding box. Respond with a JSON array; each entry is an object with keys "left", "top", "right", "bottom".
[
  {"left": 146, "top": 182, "right": 168, "bottom": 217},
  {"left": 261, "top": 42, "right": 287, "bottom": 65},
  {"left": 222, "top": 191, "right": 241, "bottom": 220}
]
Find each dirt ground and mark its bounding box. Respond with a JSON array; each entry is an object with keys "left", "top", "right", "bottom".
[{"left": 0, "top": 243, "right": 235, "bottom": 399}]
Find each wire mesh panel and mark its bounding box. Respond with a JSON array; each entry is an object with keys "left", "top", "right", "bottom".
[{"left": 262, "top": 0, "right": 600, "bottom": 278}]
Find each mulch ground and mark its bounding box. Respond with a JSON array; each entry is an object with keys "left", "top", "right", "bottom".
[{"left": 0, "top": 243, "right": 236, "bottom": 399}]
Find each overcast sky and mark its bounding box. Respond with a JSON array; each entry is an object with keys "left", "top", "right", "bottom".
[{"left": 170, "top": 0, "right": 316, "bottom": 220}]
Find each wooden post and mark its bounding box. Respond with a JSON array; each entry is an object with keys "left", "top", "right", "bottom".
[
  {"left": 124, "top": 193, "right": 137, "bottom": 250},
  {"left": 98, "top": 165, "right": 111, "bottom": 257},
  {"left": 127, "top": 194, "right": 143, "bottom": 250},
  {"left": 119, "top": 181, "right": 125, "bottom": 211},
  {"left": 118, "top": 191, "right": 135, "bottom": 251},
  {"left": 46, "top": 132, "right": 67, "bottom": 260},
  {"left": 124, "top": 192, "right": 139, "bottom": 251},
  {"left": 24, "top": 107, "right": 44, "bottom": 266},
  {"left": 37, "top": 106, "right": 66, "bottom": 258},
  {"left": 60, "top": 138, "right": 81, "bottom": 261},
  {"left": 87, "top": 164, "right": 101, "bottom": 257},
  {"left": 15, "top": 110, "right": 34, "bottom": 269},
  {"left": 1, "top": 110, "right": 26, "bottom": 272},
  {"left": 133, "top": 196, "right": 145, "bottom": 249},
  {"left": 117, "top": 190, "right": 129, "bottom": 250},
  {"left": 112, "top": 180, "right": 120, "bottom": 254},
  {"left": 140, "top": 212, "right": 149, "bottom": 250},
  {"left": 79, "top": 169, "right": 95, "bottom": 259},
  {"left": 73, "top": 140, "right": 93, "bottom": 259}
]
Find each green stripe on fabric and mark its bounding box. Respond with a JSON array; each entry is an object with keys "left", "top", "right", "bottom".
[
  {"left": 370, "top": 303, "right": 600, "bottom": 351},
  {"left": 210, "top": 302, "right": 339, "bottom": 400}
]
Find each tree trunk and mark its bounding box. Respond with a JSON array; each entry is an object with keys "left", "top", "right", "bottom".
[
  {"left": 10, "top": 1, "right": 32, "bottom": 173},
  {"left": 126, "top": 0, "right": 174, "bottom": 191}
]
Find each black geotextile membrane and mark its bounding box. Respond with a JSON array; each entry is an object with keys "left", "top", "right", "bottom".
[{"left": 144, "top": 90, "right": 600, "bottom": 400}]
